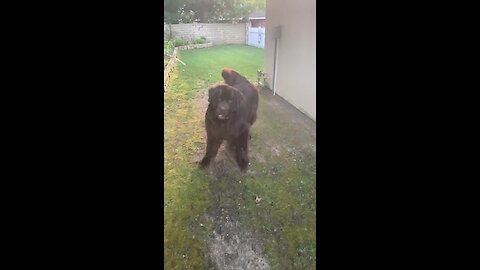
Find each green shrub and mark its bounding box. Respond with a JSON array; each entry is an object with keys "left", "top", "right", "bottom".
[
  {"left": 172, "top": 38, "right": 187, "bottom": 47},
  {"left": 167, "top": 36, "right": 207, "bottom": 48},
  {"left": 164, "top": 40, "right": 174, "bottom": 57},
  {"left": 193, "top": 37, "right": 207, "bottom": 44}
]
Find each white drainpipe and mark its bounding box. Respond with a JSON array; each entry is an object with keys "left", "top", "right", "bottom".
[
  {"left": 273, "top": 38, "right": 279, "bottom": 95},
  {"left": 271, "top": 25, "right": 281, "bottom": 96}
]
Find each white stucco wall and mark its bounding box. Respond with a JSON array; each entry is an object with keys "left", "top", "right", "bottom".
[{"left": 264, "top": 0, "right": 316, "bottom": 121}]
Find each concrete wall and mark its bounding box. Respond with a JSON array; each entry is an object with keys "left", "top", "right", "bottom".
[
  {"left": 164, "top": 23, "right": 247, "bottom": 45},
  {"left": 264, "top": 0, "right": 316, "bottom": 121}
]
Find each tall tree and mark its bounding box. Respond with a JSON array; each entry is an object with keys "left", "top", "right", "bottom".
[
  {"left": 164, "top": 0, "right": 187, "bottom": 23},
  {"left": 211, "top": 0, "right": 264, "bottom": 22},
  {"left": 188, "top": 0, "right": 215, "bottom": 23},
  {"left": 164, "top": 0, "right": 266, "bottom": 24}
]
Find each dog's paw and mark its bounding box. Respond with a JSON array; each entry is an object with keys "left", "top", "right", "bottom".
[
  {"left": 239, "top": 165, "right": 248, "bottom": 172},
  {"left": 198, "top": 158, "right": 210, "bottom": 169},
  {"left": 238, "top": 160, "right": 249, "bottom": 172}
]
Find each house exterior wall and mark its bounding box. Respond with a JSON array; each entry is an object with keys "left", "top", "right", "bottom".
[
  {"left": 264, "top": 0, "right": 316, "bottom": 121},
  {"left": 164, "top": 23, "right": 246, "bottom": 45}
]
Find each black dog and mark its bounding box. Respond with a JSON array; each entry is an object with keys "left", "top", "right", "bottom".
[{"left": 199, "top": 68, "right": 259, "bottom": 171}]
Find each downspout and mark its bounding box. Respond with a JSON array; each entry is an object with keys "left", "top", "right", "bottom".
[
  {"left": 272, "top": 37, "right": 278, "bottom": 95},
  {"left": 271, "top": 25, "right": 281, "bottom": 96}
]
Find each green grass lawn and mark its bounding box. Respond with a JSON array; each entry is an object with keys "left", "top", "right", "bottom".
[{"left": 164, "top": 45, "right": 316, "bottom": 269}]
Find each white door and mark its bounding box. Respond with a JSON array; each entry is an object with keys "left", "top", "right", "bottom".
[{"left": 248, "top": 27, "right": 265, "bottom": 48}]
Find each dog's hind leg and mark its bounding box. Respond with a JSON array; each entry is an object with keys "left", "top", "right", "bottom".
[{"left": 234, "top": 131, "right": 250, "bottom": 172}]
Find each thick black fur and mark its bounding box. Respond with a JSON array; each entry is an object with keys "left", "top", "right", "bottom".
[{"left": 199, "top": 68, "right": 259, "bottom": 171}]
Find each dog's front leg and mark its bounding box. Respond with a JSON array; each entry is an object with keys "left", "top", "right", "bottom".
[{"left": 199, "top": 136, "right": 221, "bottom": 168}]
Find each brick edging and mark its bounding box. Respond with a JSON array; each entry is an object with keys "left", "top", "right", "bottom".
[{"left": 177, "top": 42, "right": 213, "bottom": 51}]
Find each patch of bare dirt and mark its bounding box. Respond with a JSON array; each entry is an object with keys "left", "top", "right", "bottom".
[
  {"left": 203, "top": 154, "right": 270, "bottom": 269},
  {"left": 208, "top": 220, "right": 269, "bottom": 270},
  {"left": 271, "top": 145, "right": 282, "bottom": 157},
  {"left": 251, "top": 151, "right": 266, "bottom": 164},
  {"left": 195, "top": 87, "right": 210, "bottom": 115}
]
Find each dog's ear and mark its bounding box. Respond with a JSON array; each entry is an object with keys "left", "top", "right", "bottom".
[
  {"left": 224, "top": 85, "right": 244, "bottom": 112},
  {"left": 208, "top": 85, "right": 220, "bottom": 102}
]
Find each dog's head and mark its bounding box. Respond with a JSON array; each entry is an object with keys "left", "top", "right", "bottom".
[{"left": 208, "top": 84, "right": 244, "bottom": 121}]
